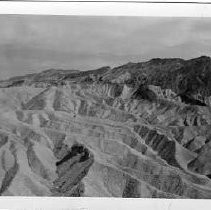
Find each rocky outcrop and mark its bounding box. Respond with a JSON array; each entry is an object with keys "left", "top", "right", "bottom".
[{"left": 52, "top": 143, "right": 94, "bottom": 197}]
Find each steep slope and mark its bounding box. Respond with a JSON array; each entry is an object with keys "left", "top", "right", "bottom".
[{"left": 0, "top": 56, "right": 211, "bottom": 198}]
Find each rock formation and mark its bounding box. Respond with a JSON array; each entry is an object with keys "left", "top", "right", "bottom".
[{"left": 0, "top": 56, "right": 211, "bottom": 198}]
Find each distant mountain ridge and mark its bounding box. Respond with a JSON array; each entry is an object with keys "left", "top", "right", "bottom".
[{"left": 1, "top": 55, "right": 211, "bottom": 104}]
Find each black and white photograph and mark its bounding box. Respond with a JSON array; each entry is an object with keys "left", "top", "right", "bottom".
[{"left": 1, "top": 2, "right": 211, "bottom": 204}]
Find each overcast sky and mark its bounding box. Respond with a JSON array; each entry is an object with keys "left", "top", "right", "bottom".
[{"left": 0, "top": 15, "right": 211, "bottom": 79}]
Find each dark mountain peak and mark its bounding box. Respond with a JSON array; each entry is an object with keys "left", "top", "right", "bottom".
[
  {"left": 111, "top": 57, "right": 185, "bottom": 74},
  {"left": 148, "top": 57, "right": 184, "bottom": 65},
  {"left": 191, "top": 55, "right": 210, "bottom": 61},
  {"left": 185, "top": 56, "right": 211, "bottom": 67}
]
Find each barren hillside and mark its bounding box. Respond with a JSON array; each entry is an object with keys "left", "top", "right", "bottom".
[{"left": 0, "top": 56, "right": 211, "bottom": 198}]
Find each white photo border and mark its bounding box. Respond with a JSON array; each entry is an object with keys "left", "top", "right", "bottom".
[{"left": 0, "top": 1, "right": 211, "bottom": 210}]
